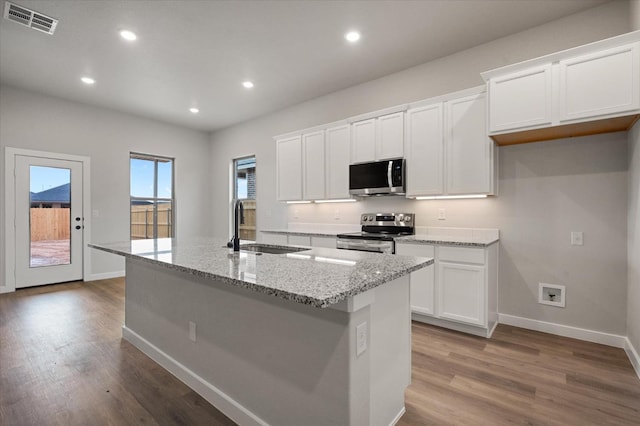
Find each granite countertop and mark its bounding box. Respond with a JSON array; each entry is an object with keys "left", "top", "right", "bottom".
[
  {"left": 395, "top": 235, "right": 499, "bottom": 248},
  {"left": 263, "top": 229, "right": 499, "bottom": 247},
  {"left": 89, "top": 237, "right": 432, "bottom": 308}
]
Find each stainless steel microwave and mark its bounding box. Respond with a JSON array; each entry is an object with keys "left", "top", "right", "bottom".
[{"left": 349, "top": 159, "right": 405, "bottom": 196}]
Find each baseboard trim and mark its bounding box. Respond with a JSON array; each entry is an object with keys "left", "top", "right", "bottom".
[
  {"left": 498, "top": 313, "right": 627, "bottom": 348},
  {"left": 390, "top": 407, "right": 406, "bottom": 426},
  {"left": 412, "top": 313, "right": 492, "bottom": 338},
  {"left": 624, "top": 337, "right": 640, "bottom": 380},
  {"left": 122, "top": 326, "right": 267, "bottom": 426},
  {"left": 86, "top": 271, "right": 125, "bottom": 281}
]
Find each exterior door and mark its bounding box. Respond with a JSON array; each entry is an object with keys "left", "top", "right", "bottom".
[{"left": 14, "top": 155, "right": 84, "bottom": 288}]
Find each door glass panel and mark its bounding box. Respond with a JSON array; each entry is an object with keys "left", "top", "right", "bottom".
[{"left": 29, "top": 166, "right": 71, "bottom": 267}]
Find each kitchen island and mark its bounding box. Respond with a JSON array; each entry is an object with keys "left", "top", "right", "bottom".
[{"left": 90, "top": 238, "right": 431, "bottom": 426}]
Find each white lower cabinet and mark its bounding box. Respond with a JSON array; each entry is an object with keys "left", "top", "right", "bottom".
[
  {"left": 311, "top": 236, "right": 337, "bottom": 248},
  {"left": 437, "top": 261, "right": 485, "bottom": 326},
  {"left": 260, "top": 233, "right": 288, "bottom": 245},
  {"left": 260, "top": 232, "right": 336, "bottom": 248},
  {"left": 397, "top": 242, "right": 498, "bottom": 338},
  {"left": 288, "top": 235, "right": 311, "bottom": 246}
]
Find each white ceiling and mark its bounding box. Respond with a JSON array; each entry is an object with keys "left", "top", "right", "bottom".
[{"left": 0, "top": 0, "right": 610, "bottom": 132}]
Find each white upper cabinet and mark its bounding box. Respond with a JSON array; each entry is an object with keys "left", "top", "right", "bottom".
[
  {"left": 325, "top": 124, "right": 351, "bottom": 199},
  {"left": 302, "top": 131, "right": 325, "bottom": 200},
  {"left": 351, "top": 112, "right": 404, "bottom": 163},
  {"left": 406, "top": 87, "right": 495, "bottom": 198},
  {"left": 405, "top": 103, "right": 444, "bottom": 196},
  {"left": 446, "top": 92, "right": 494, "bottom": 195},
  {"left": 351, "top": 118, "right": 377, "bottom": 163},
  {"left": 488, "top": 64, "right": 553, "bottom": 133},
  {"left": 276, "top": 135, "right": 302, "bottom": 201},
  {"left": 376, "top": 112, "right": 405, "bottom": 160},
  {"left": 559, "top": 43, "right": 640, "bottom": 122},
  {"left": 482, "top": 33, "right": 640, "bottom": 145}
]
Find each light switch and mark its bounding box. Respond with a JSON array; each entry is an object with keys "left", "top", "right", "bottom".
[{"left": 571, "top": 231, "right": 583, "bottom": 246}]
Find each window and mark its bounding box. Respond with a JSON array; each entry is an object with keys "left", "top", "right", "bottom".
[
  {"left": 233, "top": 156, "right": 256, "bottom": 241},
  {"left": 130, "top": 153, "right": 174, "bottom": 239}
]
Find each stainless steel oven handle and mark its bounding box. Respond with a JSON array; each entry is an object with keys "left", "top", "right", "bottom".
[{"left": 387, "top": 161, "right": 393, "bottom": 189}]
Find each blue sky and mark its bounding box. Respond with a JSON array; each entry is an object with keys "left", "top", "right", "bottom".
[
  {"left": 30, "top": 166, "right": 70, "bottom": 193},
  {"left": 130, "top": 158, "right": 172, "bottom": 198},
  {"left": 30, "top": 160, "right": 173, "bottom": 199}
]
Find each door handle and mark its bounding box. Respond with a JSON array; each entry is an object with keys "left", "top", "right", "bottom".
[
  {"left": 75, "top": 217, "right": 81, "bottom": 221},
  {"left": 75, "top": 225, "right": 81, "bottom": 230}
]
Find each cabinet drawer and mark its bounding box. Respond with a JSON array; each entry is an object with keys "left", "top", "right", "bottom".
[{"left": 438, "top": 246, "right": 485, "bottom": 264}]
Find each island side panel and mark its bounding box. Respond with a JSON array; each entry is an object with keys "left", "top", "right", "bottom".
[
  {"left": 123, "top": 258, "right": 376, "bottom": 426},
  {"left": 369, "top": 274, "right": 411, "bottom": 425}
]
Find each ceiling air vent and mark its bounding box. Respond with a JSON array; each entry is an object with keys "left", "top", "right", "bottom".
[{"left": 3, "top": 1, "right": 58, "bottom": 35}]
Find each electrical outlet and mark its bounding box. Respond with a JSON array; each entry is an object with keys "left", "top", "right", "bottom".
[
  {"left": 571, "top": 231, "right": 583, "bottom": 246},
  {"left": 356, "top": 322, "right": 367, "bottom": 357},
  {"left": 334, "top": 209, "right": 340, "bottom": 220},
  {"left": 188, "top": 321, "right": 196, "bottom": 342},
  {"left": 92, "top": 209, "right": 100, "bottom": 218},
  {"left": 437, "top": 208, "right": 446, "bottom": 220}
]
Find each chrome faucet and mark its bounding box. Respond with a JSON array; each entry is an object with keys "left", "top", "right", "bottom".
[{"left": 227, "top": 199, "right": 244, "bottom": 252}]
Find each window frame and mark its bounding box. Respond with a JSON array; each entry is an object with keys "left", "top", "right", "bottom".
[{"left": 130, "top": 152, "right": 175, "bottom": 240}]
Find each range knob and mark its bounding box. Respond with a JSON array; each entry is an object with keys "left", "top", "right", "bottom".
[
  {"left": 368, "top": 215, "right": 374, "bottom": 221},
  {"left": 363, "top": 215, "right": 369, "bottom": 222},
  {"left": 398, "top": 214, "right": 404, "bottom": 221},
  {"left": 405, "top": 216, "right": 412, "bottom": 222}
]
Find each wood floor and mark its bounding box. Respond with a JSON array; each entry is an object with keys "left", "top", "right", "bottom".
[{"left": 1, "top": 278, "right": 639, "bottom": 425}]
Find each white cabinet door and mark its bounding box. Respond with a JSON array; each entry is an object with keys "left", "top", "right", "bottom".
[
  {"left": 446, "top": 93, "right": 493, "bottom": 195},
  {"left": 351, "top": 119, "right": 376, "bottom": 163},
  {"left": 276, "top": 135, "right": 302, "bottom": 201},
  {"left": 311, "top": 236, "right": 336, "bottom": 248},
  {"left": 437, "top": 261, "right": 485, "bottom": 327},
  {"left": 396, "top": 243, "right": 435, "bottom": 316},
  {"left": 559, "top": 43, "right": 640, "bottom": 122},
  {"left": 488, "top": 64, "right": 553, "bottom": 133},
  {"left": 405, "top": 104, "right": 444, "bottom": 196},
  {"left": 376, "top": 112, "right": 404, "bottom": 160},
  {"left": 302, "top": 131, "right": 325, "bottom": 200},
  {"left": 325, "top": 124, "right": 351, "bottom": 199}
]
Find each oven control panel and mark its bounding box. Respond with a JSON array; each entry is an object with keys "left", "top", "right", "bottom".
[{"left": 360, "top": 212, "right": 414, "bottom": 227}]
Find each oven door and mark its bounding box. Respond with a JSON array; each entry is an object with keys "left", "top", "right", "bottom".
[{"left": 336, "top": 238, "right": 394, "bottom": 254}]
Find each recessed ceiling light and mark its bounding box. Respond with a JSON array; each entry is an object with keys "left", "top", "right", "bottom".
[
  {"left": 345, "top": 31, "right": 361, "bottom": 43},
  {"left": 242, "top": 81, "right": 254, "bottom": 89},
  {"left": 81, "top": 76, "right": 95, "bottom": 85},
  {"left": 119, "top": 30, "right": 137, "bottom": 41},
  {"left": 189, "top": 107, "right": 200, "bottom": 114}
]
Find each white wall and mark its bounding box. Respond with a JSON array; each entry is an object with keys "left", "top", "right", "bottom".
[
  {"left": 628, "top": 123, "right": 640, "bottom": 358},
  {"left": 209, "top": 1, "right": 632, "bottom": 335},
  {"left": 629, "top": 0, "right": 640, "bottom": 364},
  {"left": 0, "top": 85, "right": 212, "bottom": 289},
  {"left": 632, "top": 0, "right": 640, "bottom": 30}
]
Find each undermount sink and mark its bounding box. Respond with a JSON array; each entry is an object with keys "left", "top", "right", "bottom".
[{"left": 239, "top": 243, "right": 310, "bottom": 255}]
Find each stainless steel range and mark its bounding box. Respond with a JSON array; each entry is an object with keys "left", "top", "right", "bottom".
[{"left": 336, "top": 213, "right": 415, "bottom": 254}]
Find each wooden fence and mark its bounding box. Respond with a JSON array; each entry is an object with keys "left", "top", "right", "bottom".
[
  {"left": 239, "top": 200, "right": 256, "bottom": 241},
  {"left": 131, "top": 204, "right": 173, "bottom": 239},
  {"left": 30, "top": 208, "right": 70, "bottom": 242}
]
